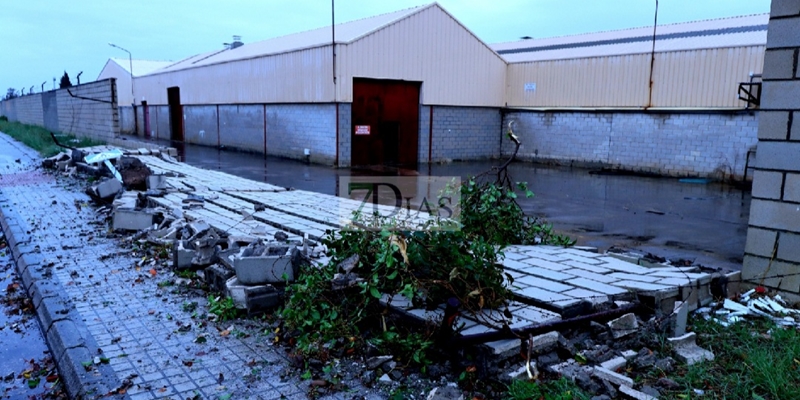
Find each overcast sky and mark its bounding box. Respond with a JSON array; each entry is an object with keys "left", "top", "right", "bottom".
[{"left": 1, "top": 0, "right": 770, "bottom": 94}]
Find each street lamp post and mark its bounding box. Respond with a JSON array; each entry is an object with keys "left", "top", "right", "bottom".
[
  {"left": 108, "top": 43, "right": 134, "bottom": 104},
  {"left": 41, "top": 81, "right": 46, "bottom": 92}
]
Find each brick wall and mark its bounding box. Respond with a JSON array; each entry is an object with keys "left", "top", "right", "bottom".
[
  {"left": 502, "top": 111, "right": 759, "bottom": 179},
  {"left": 220, "top": 105, "right": 266, "bottom": 153},
  {"left": 742, "top": 0, "right": 800, "bottom": 299},
  {"left": 266, "top": 104, "right": 337, "bottom": 164},
  {"left": 430, "top": 106, "right": 501, "bottom": 162},
  {"left": 337, "top": 103, "right": 352, "bottom": 167},
  {"left": 13, "top": 94, "right": 45, "bottom": 126},
  {"left": 0, "top": 80, "right": 119, "bottom": 141},
  {"left": 183, "top": 105, "right": 220, "bottom": 147},
  {"left": 55, "top": 79, "right": 119, "bottom": 140}
]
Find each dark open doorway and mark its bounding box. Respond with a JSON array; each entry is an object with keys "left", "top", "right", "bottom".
[
  {"left": 351, "top": 78, "right": 420, "bottom": 168},
  {"left": 167, "top": 86, "right": 184, "bottom": 142}
]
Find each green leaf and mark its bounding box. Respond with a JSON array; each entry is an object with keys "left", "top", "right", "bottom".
[
  {"left": 27, "top": 378, "right": 40, "bottom": 388},
  {"left": 369, "top": 287, "right": 381, "bottom": 299},
  {"left": 386, "top": 270, "right": 398, "bottom": 280}
]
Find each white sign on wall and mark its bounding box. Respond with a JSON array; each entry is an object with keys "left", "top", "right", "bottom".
[
  {"left": 524, "top": 83, "right": 537, "bottom": 92},
  {"left": 355, "top": 125, "right": 371, "bottom": 135}
]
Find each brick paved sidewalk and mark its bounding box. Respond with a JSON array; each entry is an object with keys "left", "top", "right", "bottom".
[
  {"left": 0, "top": 133, "right": 389, "bottom": 400},
  {"left": 0, "top": 132, "right": 736, "bottom": 399}
]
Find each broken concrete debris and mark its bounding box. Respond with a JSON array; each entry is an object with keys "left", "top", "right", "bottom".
[
  {"left": 89, "top": 178, "right": 123, "bottom": 200},
  {"left": 112, "top": 209, "right": 156, "bottom": 231},
  {"left": 667, "top": 332, "right": 714, "bottom": 365},
  {"left": 607, "top": 312, "right": 638, "bottom": 339},
  {"left": 426, "top": 385, "right": 464, "bottom": 400},
  {"left": 231, "top": 240, "right": 300, "bottom": 284}
]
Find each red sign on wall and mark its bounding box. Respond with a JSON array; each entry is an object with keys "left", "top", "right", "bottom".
[{"left": 355, "top": 125, "right": 371, "bottom": 135}]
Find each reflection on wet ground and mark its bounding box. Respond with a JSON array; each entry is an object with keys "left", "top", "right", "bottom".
[
  {"left": 0, "top": 230, "right": 64, "bottom": 399},
  {"left": 138, "top": 139, "right": 749, "bottom": 271}
]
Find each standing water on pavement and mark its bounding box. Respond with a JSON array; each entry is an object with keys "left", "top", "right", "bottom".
[
  {"left": 173, "top": 142, "right": 749, "bottom": 271},
  {"left": 0, "top": 229, "right": 65, "bottom": 399}
]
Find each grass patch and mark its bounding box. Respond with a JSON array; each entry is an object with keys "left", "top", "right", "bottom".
[
  {"left": 506, "top": 378, "right": 591, "bottom": 400},
  {"left": 0, "top": 119, "right": 104, "bottom": 157},
  {"left": 665, "top": 317, "right": 800, "bottom": 399}
]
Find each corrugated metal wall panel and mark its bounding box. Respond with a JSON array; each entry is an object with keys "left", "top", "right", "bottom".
[
  {"left": 650, "top": 46, "right": 765, "bottom": 107},
  {"left": 506, "top": 54, "right": 651, "bottom": 107},
  {"left": 133, "top": 47, "right": 334, "bottom": 105},
  {"left": 336, "top": 5, "right": 506, "bottom": 106},
  {"left": 506, "top": 45, "right": 765, "bottom": 108}
]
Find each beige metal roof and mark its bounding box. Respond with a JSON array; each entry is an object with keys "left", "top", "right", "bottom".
[
  {"left": 147, "top": 4, "right": 433, "bottom": 76},
  {"left": 108, "top": 58, "right": 173, "bottom": 76},
  {"left": 493, "top": 13, "right": 768, "bottom": 63}
]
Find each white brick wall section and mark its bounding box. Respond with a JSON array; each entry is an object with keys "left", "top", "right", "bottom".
[{"left": 503, "top": 111, "right": 758, "bottom": 179}]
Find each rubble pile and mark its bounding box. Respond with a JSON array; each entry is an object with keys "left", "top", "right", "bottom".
[
  {"left": 697, "top": 288, "right": 800, "bottom": 327},
  {"left": 42, "top": 146, "right": 316, "bottom": 315}
]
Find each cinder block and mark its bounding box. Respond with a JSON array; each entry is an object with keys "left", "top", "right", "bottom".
[
  {"left": 778, "top": 232, "right": 800, "bottom": 263},
  {"left": 792, "top": 112, "right": 800, "bottom": 140},
  {"left": 745, "top": 227, "right": 779, "bottom": 257},
  {"left": 785, "top": 173, "right": 800, "bottom": 202},
  {"left": 146, "top": 175, "right": 168, "bottom": 190},
  {"left": 761, "top": 80, "right": 800, "bottom": 110},
  {"left": 112, "top": 209, "right": 155, "bottom": 231},
  {"left": 758, "top": 111, "right": 790, "bottom": 140},
  {"left": 750, "top": 199, "right": 800, "bottom": 232},
  {"left": 770, "top": 3, "right": 800, "bottom": 22},
  {"left": 752, "top": 170, "right": 784, "bottom": 199},
  {"left": 755, "top": 141, "right": 800, "bottom": 171},
  {"left": 204, "top": 264, "right": 235, "bottom": 293},
  {"left": 244, "top": 285, "right": 282, "bottom": 314},
  {"left": 95, "top": 178, "right": 122, "bottom": 199},
  {"left": 764, "top": 49, "right": 797, "bottom": 80}
]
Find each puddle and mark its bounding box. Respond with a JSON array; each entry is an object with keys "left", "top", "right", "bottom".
[{"left": 138, "top": 139, "right": 749, "bottom": 271}]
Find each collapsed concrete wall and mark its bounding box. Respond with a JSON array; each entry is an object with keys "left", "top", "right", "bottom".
[
  {"left": 0, "top": 79, "right": 120, "bottom": 141},
  {"left": 742, "top": 0, "right": 800, "bottom": 299},
  {"left": 501, "top": 110, "right": 758, "bottom": 180}
]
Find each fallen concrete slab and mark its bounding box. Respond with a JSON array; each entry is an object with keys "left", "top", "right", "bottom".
[{"left": 668, "top": 332, "right": 714, "bottom": 365}]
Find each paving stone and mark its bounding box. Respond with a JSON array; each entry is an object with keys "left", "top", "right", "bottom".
[
  {"left": 561, "top": 253, "right": 605, "bottom": 265},
  {"left": 621, "top": 350, "right": 637, "bottom": 360},
  {"left": 566, "top": 277, "right": 629, "bottom": 296},
  {"left": 595, "top": 257, "right": 652, "bottom": 274},
  {"left": 608, "top": 272, "right": 661, "bottom": 283},
  {"left": 613, "top": 280, "right": 675, "bottom": 291},
  {"left": 562, "top": 269, "right": 619, "bottom": 283},
  {"left": 516, "top": 286, "right": 579, "bottom": 305},
  {"left": 519, "top": 256, "right": 572, "bottom": 270},
  {"left": 619, "top": 385, "right": 657, "bottom": 400},
  {"left": 509, "top": 304, "right": 562, "bottom": 324},
  {"left": 600, "top": 356, "right": 627, "bottom": 371},
  {"left": 483, "top": 339, "right": 521, "bottom": 359},
  {"left": 562, "top": 288, "right": 609, "bottom": 304},
  {"left": 593, "top": 366, "right": 633, "bottom": 387},
  {"left": 516, "top": 275, "right": 575, "bottom": 292},
  {"left": 561, "top": 260, "right": 613, "bottom": 274}
]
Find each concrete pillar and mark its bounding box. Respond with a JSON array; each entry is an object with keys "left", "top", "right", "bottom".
[{"left": 742, "top": 0, "right": 800, "bottom": 297}]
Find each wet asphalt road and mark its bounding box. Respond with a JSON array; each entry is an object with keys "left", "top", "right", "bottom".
[{"left": 160, "top": 142, "right": 749, "bottom": 271}]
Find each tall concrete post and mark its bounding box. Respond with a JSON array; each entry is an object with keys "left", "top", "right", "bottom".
[{"left": 742, "top": 0, "right": 800, "bottom": 298}]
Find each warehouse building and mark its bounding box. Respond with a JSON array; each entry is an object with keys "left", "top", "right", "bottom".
[
  {"left": 494, "top": 14, "right": 766, "bottom": 179},
  {"left": 96, "top": 58, "right": 172, "bottom": 133},
  {"left": 132, "top": 3, "right": 506, "bottom": 167},
  {"left": 100, "top": 5, "right": 767, "bottom": 178}
]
